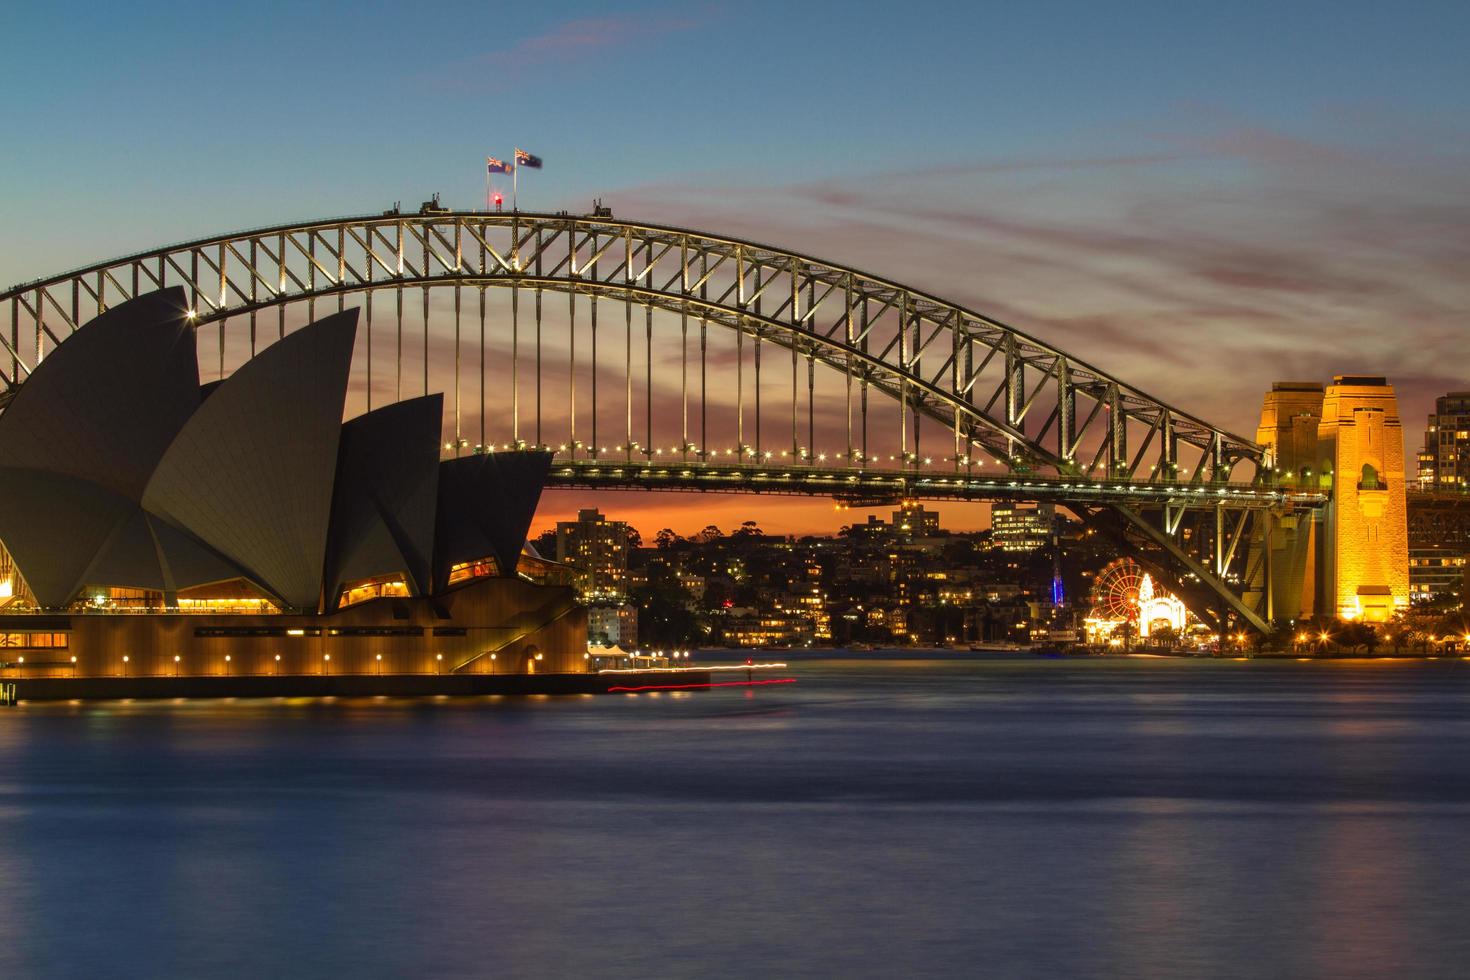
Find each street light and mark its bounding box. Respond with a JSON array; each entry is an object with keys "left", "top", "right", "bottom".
[
  {"left": 323, "top": 653, "right": 331, "bottom": 675},
  {"left": 224, "top": 654, "right": 231, "bottom": 676},
  {"left": 489, "top": 653, "right": 496, "bottom": 675},
  {"left": 122, "top": 655, "right": 129, "bottom": 677},
  {"left": 274, "top": 653, "right": 281, "bottom": 675},
  {"left": 375, "top": 653, "right": 382, "bottom": 675},
  {"left": 173, "top": 654, "right": 181, "bottom": 677},
  {"left": 436, "top": 653, "right": 443, "bottom": 675}
]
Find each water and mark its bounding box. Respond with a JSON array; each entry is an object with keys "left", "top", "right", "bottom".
[{"left": 1, "top": 655, "right": 1468, "bottom": 979}]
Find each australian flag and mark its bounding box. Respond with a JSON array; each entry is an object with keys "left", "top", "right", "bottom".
[
  {"left": 515, "top": 148, "right": 543, "bottom": 169},
  {"left": 486, "top": 156, "right": 511, "bottom": 174}
]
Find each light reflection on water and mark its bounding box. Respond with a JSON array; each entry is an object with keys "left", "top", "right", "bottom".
[{"left": 0, "top": 656, "right": 1468, "bottom": 978}]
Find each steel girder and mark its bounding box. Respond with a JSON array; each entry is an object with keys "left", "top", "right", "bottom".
[
  {"left": 0, "top": 210, "right": 1298, "bottom": 631},
  {"left": 0, "top": 210, "right": 1262, "bottom": 484}
]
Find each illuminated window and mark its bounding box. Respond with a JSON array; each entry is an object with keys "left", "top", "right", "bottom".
[
  {"left": 448, "top": 555, "right": 500, "bottom": 585},
  {"left": 337, "top": 574, "right": 411, "bottom": 607}
]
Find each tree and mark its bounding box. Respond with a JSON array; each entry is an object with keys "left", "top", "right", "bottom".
[
  {"left": 625, "top": 526, "right": 643, "bottom": 549},
  {"left": 733, "top": 520, "right": 764, "bottom": 539},
  {"left": 654, "top": 528, "right": 682, "bottom": 550},
  {"left": 1149, "top": 625, "right": 1179, "bottom": 649},
  {"left": 1338, "top": 621, "right": 1375, "bottom": 653},
  {"left": 693, "top": 524, "right": 724, "bottom": 545}
]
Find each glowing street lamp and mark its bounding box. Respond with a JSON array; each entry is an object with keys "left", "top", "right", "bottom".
[
  {"left": 489, "top": 653, "right": 497, "bottom": 675},
  {"left": 375, "top": 653, "right": 383, "bottom": 675},
  {"left": 273, "top": 653, "right": 281, "bottom": 675},
  {"left": 323, "top": 653, "right": 331, "bottom": 675},
  {"left": 173, "top": 654, "right": 181, "bottom": 677},
  {"left": 122, "top": 655, "right": 129, "bottom": 677},
  {"left": 436, "top": 653, "right": 443, "bottom": 675}
]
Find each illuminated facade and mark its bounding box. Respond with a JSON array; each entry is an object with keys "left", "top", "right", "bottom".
[
  {"left": 1258, "top": 378, "right": 1411, "bottom": 623},
  {"left": 1256, "top": 382, "right": 1326, "bottom": 619},
  {"left": 1419, "top": 392, "right": 1470, "bottom": 489},
  {"left": 0, "top": 290, "right": 586, "bottom": 679},
  {"left": 1318, "top": 376, "right": 1410, "bottom": 622},
  {"left": 892, "top": 502, "right": 940, "bottom": 536},
  {"left": 1408, "top": 547, "right": 1466, "bottom": 602},
  {"left": 1135, "top": 574, "right": 1187, "bottom": 638},
  {"left": 555, "top": 508, "right": 630, "bottom": 599},
  {"left": 587, "top": 604, "right": 638, "bottom": 647},
  {"left": 990, "top": 501, "right": 1054, "bottom": 553}
]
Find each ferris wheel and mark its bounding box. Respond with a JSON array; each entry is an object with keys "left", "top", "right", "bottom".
[{"left": 1090, "top": 558, "right": 1146, "bottom": 621}]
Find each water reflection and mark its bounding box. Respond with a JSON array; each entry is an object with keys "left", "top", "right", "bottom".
[{"left": 0, "top": 657, "right": 1467, "bottom": 977}]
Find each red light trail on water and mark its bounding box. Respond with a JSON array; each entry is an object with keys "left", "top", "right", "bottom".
[{"left": 607, "top": 678, "right": 797, "bottom": 693}]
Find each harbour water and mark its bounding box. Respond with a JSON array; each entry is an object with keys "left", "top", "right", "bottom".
[{"left": 1, "top": 654, "right": 1468, "bottom": 978}]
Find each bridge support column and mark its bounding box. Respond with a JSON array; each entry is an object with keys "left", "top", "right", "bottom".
[{"left": 1255, "top": 377, "right": 1409, "bottom": 625}]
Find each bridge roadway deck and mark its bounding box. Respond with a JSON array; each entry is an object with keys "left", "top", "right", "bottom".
[{"left": 543, "top": 460, "right": 1327, "bottom": 510}]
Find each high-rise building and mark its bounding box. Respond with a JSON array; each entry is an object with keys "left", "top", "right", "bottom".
[
  {"left": 990, "top": 502, "right": 1054, "bottom": 553},
  {"left": 892, "top": 502, "right": 940, "bottom": 536},
  {"left": 1421, "top": 392, "right": 1470, "bottom": 489},
  {"left": 555, "top": 508, "right": 630, "bottom": 600}
]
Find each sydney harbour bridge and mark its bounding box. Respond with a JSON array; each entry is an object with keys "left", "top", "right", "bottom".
[{"left": 0, "top": 205, "right": 1341, "bottom": 634}]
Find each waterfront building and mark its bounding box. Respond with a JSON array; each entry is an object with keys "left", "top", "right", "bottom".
[
  {"left": 1408, "top": 548, "right": 1466, "bottom": 603},
  {"left": 1420, "top": 392, "right": 1470, "bottom": 489},
  {"left": 990, "top": 502, "right": 1055, "bottom": 553},
  {"left": 587, "top": 604, "right": 638, "bottom": 647},
  {"left": 0, "top": 289, "right": 585, "bottom": 679},
  {"left": 556, "top": 508, "right": 630, "bottom": 600}
]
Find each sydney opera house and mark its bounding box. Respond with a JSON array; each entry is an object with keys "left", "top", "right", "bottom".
[{"left": 0, "top": 288, "right": 587, "bottom": 686}]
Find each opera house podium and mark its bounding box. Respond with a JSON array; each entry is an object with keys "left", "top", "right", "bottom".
[{"left": 0, "top": 289, "right": 631, "bottom": 699}]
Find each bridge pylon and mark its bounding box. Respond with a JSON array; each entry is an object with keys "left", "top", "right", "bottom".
[{"left": 1255, "top": 377, "right": 1410, "bottom": 625}]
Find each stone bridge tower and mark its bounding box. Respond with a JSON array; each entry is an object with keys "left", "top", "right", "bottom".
[
  {"left": 1256, "top": 377, "right": 1409, "bottom": 624},
  {"left": 1317, "top": 376, "right": 1409, "bottom": 622},
  {"left": 1256, "top": 382, "right": 1325, "bottom": 620}
]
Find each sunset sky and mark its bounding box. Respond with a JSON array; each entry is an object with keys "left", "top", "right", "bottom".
[{"left": 4, "top": 1, "right": 1467, "bottom": 538}]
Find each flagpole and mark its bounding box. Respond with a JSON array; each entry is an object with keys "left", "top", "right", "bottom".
[
  {"left": 484, "top": 161, "right": 490, "bottom": 212},
  {"left": 513, "top": 160, "right": 519, "bottom": 213}
]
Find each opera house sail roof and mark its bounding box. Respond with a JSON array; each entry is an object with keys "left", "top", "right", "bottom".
[{"left": 0, "top": 289, "right": 550, "bottom": 614}]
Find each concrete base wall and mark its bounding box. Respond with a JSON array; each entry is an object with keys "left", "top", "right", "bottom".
[{"left": 2, "top": 669, "right": 712, "bottom": 703}]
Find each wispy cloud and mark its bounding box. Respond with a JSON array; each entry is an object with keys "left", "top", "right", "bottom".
[
  {"left": 604, "top": 115, "right": 1470, "bottom": 437},
  {"left": 429, "top": 8, "right": 712, "bottom": 88}
]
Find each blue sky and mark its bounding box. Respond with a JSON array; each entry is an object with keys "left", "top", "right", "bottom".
[{"left": 4, "top": 0, "right": 1468, "bottom": 533}]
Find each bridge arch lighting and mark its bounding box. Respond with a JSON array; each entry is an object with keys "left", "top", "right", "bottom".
[{"left": 0, "top": 208, "right": 1317, "bottom": 635}]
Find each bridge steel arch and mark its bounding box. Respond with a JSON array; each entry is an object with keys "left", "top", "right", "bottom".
[{"left": 0, "top": 210, "right": 1312, "bottom": 633}]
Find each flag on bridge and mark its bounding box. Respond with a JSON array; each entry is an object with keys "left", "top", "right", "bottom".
[
  {"left": 514, "top": 148, "right": 543, "bottom": 169},
  {"left": 486, "top": 156, "right": 511, "bottom": 174}
]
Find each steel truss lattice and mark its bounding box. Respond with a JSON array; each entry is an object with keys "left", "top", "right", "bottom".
[{"left": 0, "top": 210, "right": 1318, "bottom": 633}]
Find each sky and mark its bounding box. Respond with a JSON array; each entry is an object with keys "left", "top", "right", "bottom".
[{"left": 3, "top": 0, "right": 1467, "bottom": 538}]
